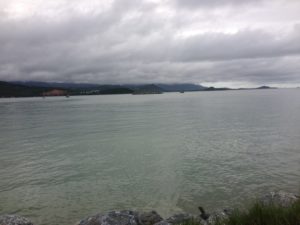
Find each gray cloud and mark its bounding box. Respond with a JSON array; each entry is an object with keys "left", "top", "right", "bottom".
[
  {"left": 0, "top": 0, "right": 299, "bottom": 87},
  {"left": 174, "top": 0, "right": 264, "bottom": 8},
  {"left": 174, "top": 26, "right": 300, "bottom": 61}
]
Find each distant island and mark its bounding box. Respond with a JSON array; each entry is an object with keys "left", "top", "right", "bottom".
[
  {"left": 0, "top": 81, "right": 278, "bottom": 98},
  {"left": 238, "top": 85, "right": 277, "bottom": 90}
]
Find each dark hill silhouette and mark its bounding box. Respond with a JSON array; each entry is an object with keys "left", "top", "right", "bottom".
[
  {"left": 0, "top": 81, "right": 49, "bottom": 97},
  {"left": 133, "top": 84, "right": 163, "bottom": 94}
]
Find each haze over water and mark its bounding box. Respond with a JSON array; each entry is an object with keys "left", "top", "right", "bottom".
[{"left": 0, "top": 89, "right": 300, "bottom": 225}]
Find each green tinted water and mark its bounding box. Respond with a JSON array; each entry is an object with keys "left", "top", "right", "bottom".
[{"left": 0, "top": 90, "right": 300, "bottom": 225}]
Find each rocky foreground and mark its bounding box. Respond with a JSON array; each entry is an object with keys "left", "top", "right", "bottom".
[{"left": 0, "top": 191, "right": 299, "bottom": 225}]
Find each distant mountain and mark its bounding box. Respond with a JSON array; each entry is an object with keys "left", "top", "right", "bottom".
[
  {"left": 0, "top": 81, "right": 50, "bottom": 97},
  {"left": 99, "top": 87, "right": 134, "bottom": 95},
  {"left": 9, "top": 82, "right": 135, "bottom": 95},
  {"left": 155, "top": 83, "right": 206, "bottom": 92},
  {"left": 10, "top": 81, "right": 207, "bottom": 92},
  {"left": 133, "top": 84, "right": 163, "bottom": 94},
  {"left": 11, "top": 81, "right": 101, "bottom": 89},
  {"left": 237, "top": 86, "right": 277, "bottom": 90},
  {"left": 1, "top": 80, "right": 237, "bottom": 97},
  {"left": 204, "top": 87, "right": 232, "bottom": 91},
  {"left": 256, "top": 86, "right": 276, "bottom": 89},
  {"left": 121, "top": 83, "right": 207, "bottom": 92}
]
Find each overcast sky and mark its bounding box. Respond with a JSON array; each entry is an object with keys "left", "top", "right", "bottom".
[{"left": 0, "top": 0, "right": 300, "bottom": 87}]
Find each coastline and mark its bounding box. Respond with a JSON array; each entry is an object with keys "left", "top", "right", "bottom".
[{"left": 1, "top": 191, "right": 298, "bottom": 225}]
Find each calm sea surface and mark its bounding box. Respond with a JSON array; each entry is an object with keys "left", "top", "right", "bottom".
[{"left": 0, "top": 89, "right": 300, "bottom": 225}]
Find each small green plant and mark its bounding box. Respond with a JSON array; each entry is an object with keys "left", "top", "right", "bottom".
[{"left": 219, "top": 199, "right": 300, "bottom": 225}]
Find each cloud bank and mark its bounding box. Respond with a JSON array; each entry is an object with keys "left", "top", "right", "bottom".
[{"left": 0, "top": 0, "right": 300, "bottom": 87}]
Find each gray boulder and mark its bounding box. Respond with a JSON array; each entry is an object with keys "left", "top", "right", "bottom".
[
  {"left": 76, "top": 213, "right": 104, "bottom": 225},
  {"left": 206, "top": 209, "right": 233, "bottom": 225},
  {"left": 0, "top": 215, "right": 33, "bottom": 225},
  {"left": 101, "top": 211, "right": 138, "bottom": 225},
  {"left": 138, "top": 211, "right": 163, "bottom": 225},
  {"left": 76, "top": 210, "right": 139, "bottom": 225},
  {"left": 260, "top": 191, "right": 299, "bottom": 207},
  {"left": 165, "top": 213, "right": 195, "bottom": 224},
  {"left": 153, "top": 213, "right": 196, "bottom": 225}
]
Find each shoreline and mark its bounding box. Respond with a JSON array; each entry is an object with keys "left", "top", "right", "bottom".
[{"left": 1, "top": 191, "right": 298, "bottom": 225}]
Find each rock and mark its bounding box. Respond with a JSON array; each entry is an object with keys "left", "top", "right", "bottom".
[
  {"left": 76, "top": 213, "right": 104, "bottom": 225},
  {"left": 165, "top": 213, "right": 195, "bottom": 224},
  {"left": 76, "top": 210, "right": 139, "bottom": 225},
  {"left": 206, "top": 209, "right": 233, "bottom": 225},
  {"left": 260, "top": 191, "right": 299, "bottom": 207},
  {"left": 198, "top": 207, "right": 209, "bottom": 221},
  {"left": 222, "top": 208, "right": 233, "bottom": 216},
  {"left": 155, "top": 213, "right": 205, "bottom": 225},
  {"left": 0, "top": 215, "right": 33, "bottom": 225},
  {"left": 138, "top": 211, "right": 163, "bottom": 225},
  {"left": 101, "top": 211, "right": 138, "bottom": 225},
  {"left": 153, "top": 221, "right": 171, "bottom": 225}
]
